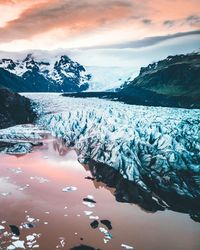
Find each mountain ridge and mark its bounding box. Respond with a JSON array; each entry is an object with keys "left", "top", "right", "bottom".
[
  {"left": 0, "top": 54, "right": 91, "bottom": 92},
  {"left": 62, "top": 51, "right": 200, "bottom": 108},
  {"left": 121, "top": 51, "right": 200, "bottom": 101}
]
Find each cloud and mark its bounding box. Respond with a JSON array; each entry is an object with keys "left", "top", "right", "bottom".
[
  {"left": 0, "top": 0, "right": 134, "bottom": 42},
  {"left": 85, "top": 30, "right": 200, "bottom": 49},
  {"left": 0, "top": 0, "right": 199, "bottom": 50},
  {"left": 185, "top": 15, "right": 200, "bottom": 27},
  {"left": 142, "top": 19, "right": 152, "bottom": 25},
  {"left": 163, "top": 20, "right": 175, "bottom": 28}
]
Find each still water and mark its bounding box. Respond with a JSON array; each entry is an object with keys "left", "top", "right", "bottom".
[{"left": 0, "top": 137, "right": 199, "bottom": 250}]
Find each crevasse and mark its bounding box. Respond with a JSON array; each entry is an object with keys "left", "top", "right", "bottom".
[{"left": 28, "top": 94, "right": 200, "bottom": 199}]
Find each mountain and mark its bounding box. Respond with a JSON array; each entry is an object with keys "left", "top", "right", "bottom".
[
  {"left": 0, "top": 88, "right": 36, "bottom": 129},
  {"left": 62, "top": 51, "right": 200, "bottom": 108},
  {"left": 0, "top": 54, "right": 91, "bottom": 92},
  {"left": 120, "top": 51, "right": 200, "bottom": 108}
]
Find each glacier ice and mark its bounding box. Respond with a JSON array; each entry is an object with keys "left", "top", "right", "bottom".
[
  {"left": 0, "top": 124, "right": 48, "bottom": 154},
  {"left": 25, "top": 94, "right": 200, "bottom": 201}
]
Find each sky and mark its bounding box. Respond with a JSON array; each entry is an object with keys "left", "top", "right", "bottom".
[{"left": 0, "top": 0, "right": 199, "bottom": 51}]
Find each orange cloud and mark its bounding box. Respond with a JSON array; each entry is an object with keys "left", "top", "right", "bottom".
[{"left": 0, "top": 0, "right": 199, "bottom": 50}]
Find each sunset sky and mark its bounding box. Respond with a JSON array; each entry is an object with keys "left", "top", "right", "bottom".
[{"left": 0, "top": 0, "right": 199, "bottom": 51}]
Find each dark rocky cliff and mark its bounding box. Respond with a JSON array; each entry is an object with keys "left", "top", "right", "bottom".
[
  {"left": 120, "top": 52, "right": 200, "bottom": 108},
  {"left": 0, "top": 88, "right": 36, "bottom": 129}
]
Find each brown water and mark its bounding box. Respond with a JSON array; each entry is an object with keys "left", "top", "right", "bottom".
[{"left": 0, "top": 138, "right": 199, "bottom": 250}]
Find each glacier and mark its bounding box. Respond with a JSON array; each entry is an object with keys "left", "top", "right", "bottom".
[
  {"left": 0, "top": 124, "right": 48, "bottom": 154},
  {"left": 24, "top": 93, "right": 200, "bottom": 207}
]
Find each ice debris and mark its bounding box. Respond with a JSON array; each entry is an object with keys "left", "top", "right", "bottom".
[
  {"left": 30, "top": 176, "right": 49, "bottom": 184},
  {"left": 0, "top": 225, "right": 5, "bottom": 230},
  {"left": 121, "top": 243, "right": 134, "bottom": 249},
  {"left": 84, "top": 211, "right": 93, "bottom": 216},
  {"left": 12, "top": 240, "right": 25, "bottom": 249},
  {"left": 82, "top": 201, "right": 95, "bottom": 208},
  {"left": 99, "top": 227, "right": 112, "bottom": 243},
  {"left": 62, "top": 186, "right": 77, "bottom": 192}
]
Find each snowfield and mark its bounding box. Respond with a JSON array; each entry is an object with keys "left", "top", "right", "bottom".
[{"left": 23, "top": 93, "right": 200, "bottom": 201}]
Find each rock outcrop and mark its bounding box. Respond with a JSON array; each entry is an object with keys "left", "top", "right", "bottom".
[
  {"left": 120, "top": 51, "right": 200, "bottom": 108},
  {"left": 0, "top": 88, "right": 36, "bottom": 129}
]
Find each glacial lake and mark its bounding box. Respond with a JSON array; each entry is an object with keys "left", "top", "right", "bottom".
[{"left": 0, "top": 137, "right": 199, "bottom": 250}]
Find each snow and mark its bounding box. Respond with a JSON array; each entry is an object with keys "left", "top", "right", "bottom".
[
  {"left": 0, "top": 53, "right": 91, "bottom": 88},
  {"left": 16, "top": 94, "right": 200, "bottom": 198},
  {"left": 86, "top": 66, "right": 136, "bottom": 91}
]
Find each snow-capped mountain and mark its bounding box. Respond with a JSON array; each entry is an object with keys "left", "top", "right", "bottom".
[{"left": 0, "top": 53, "right": 91, "bottom": 92}]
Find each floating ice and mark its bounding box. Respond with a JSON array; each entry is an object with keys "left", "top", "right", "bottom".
[
  {"left": 7, "top": 245, "right": 16, "bottom": 250},
  {"left": 30, "top": 176, "right": 49, "bottom": 184},
  {"left": 99, "top": 227, "right": 112, "bottom": 243},
  {"left": 84, "top": 211, "right": 93, "bottom": 216},
  {"left": 11, "top": 236, "right": 19, "bottom": 240},
  {"left": 0, "top": 124, "right": 47, "bottom": 155},
  {"left": 55, "top": 237, "right": 66, "bottom": 249},
  {"left": 26, "top": 217, "right": 36, "bottom": 223},
  {"left": 18, "top": 184, "right": 30, "bottom": 191},
  {"left": 0, "top": 124, "right": 47, "bottom": 141},
  {"left": 11, "top": 168, "right": 22, "bottom": 174},
  {"left": 62, "top": 186, "right": 77, "bottom": 192},
  {"left": 12, "top": 240, "right": 25, "bottom": 249},
  {"left": 89, "top": 216, "right": 99, "bottom": 220},
  {"left": 82, "top": 201, "right": 95, "bottom": 208},
  {"left": 26, "top": 235, "right": 35, "bottom": 241},
  {"left": 99, "top": 227, "right": 108, "bottom": 234},
  {"left": 87, "top": 195, "right": 94, "bottom": 200},
  {"left": 1, "top": 192, "right": 11, "bottom": 197},
  {"left": 121, "top": 243, "right": 134, "bottom": 249}
]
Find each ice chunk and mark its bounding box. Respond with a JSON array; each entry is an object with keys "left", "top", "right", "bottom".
[
  {"left": 26, "top": 235, "right": 35, "bottom": 241},
  {"left": 84, "top": 211, "right": 93, "bottom": 216},
  {"left": 1, "top": 192, "right": 11, "bottom": 197},
  {"left": 30, "top": 176, "right": 49, "bottom": 184},
  {"left": 62, "top": 186, "right": 77, "bottom": 192},
  {"left": 7, "top": 245, "right": 16, "bottom": 250},
  {"left": 89, "top": 216, "right": 99, "bottom": 220},
  {"left": 121, "top": 244, "right": 134, "bottom": 249},
  {"left": 0, "top": 225, "right": 5, "bottom": 230},
  {"left": 82, "top": 201, "right": 95, "bottom": 208},
  {"left": 12, "top": 240, "right": 25, "bottom": 249}
]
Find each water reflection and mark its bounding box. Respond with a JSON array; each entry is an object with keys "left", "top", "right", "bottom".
[{"left": 0, "top": 138, "right": 199, "bottom": 250}]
